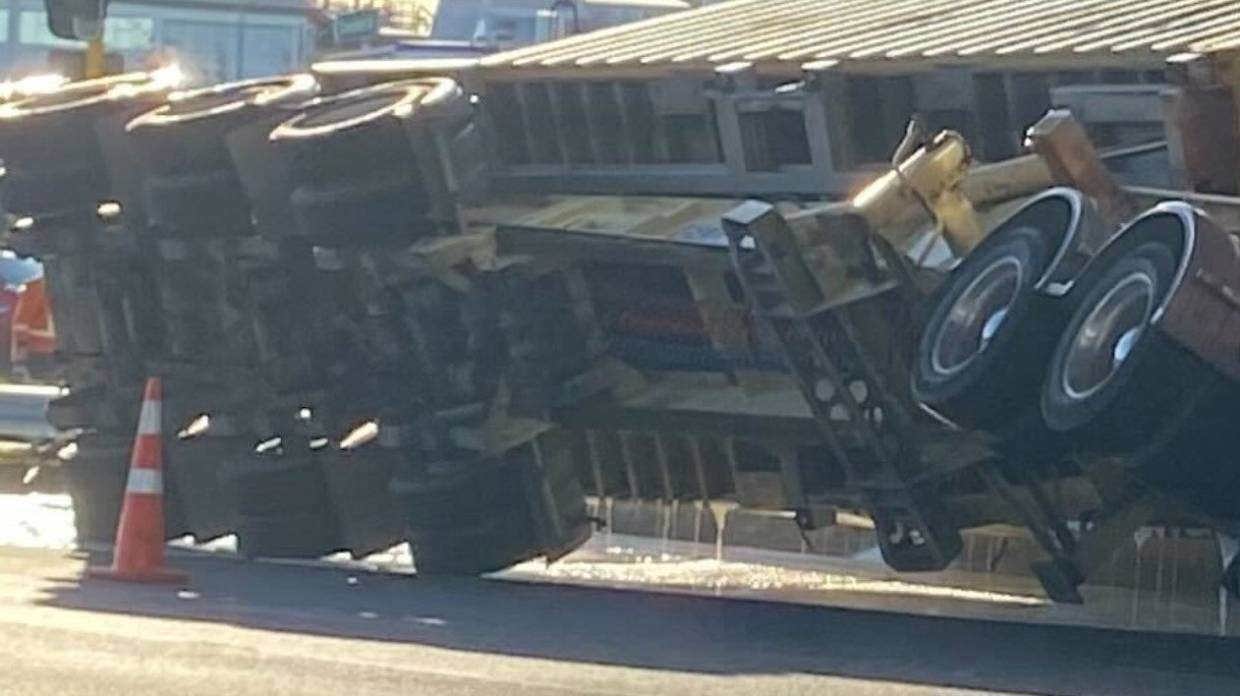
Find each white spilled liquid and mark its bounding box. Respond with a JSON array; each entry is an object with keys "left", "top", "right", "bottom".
[
  {"left": 0, "top": 493, "right": 75, "bottom": 549},
  {"left": 2, "top": 490, "right": 1237, "bottom": 637}
]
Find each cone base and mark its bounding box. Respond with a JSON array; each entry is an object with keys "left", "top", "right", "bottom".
[{"left": 86, "top": 565, "right": 189, "bottom": 584}]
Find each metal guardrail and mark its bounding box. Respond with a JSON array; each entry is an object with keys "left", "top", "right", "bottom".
[{"left": 0, "top": 384, "right": 63, "bottom": 444}]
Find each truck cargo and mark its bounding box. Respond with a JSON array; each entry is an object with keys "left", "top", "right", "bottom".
[{"left": 8, "top": 0, "right": 1240, "bottom": 606}]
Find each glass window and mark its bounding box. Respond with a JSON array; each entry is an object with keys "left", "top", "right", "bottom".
[
  {"left": 429, "top": 5, "right": 479, "bottom": 40},
  {"left": 240, "top": 25, "right": 298, "bottom": 78},
  {"left": 15, "top": 11, "right": 151, "bottom": 53},
  {"left": 105, "top": 17, "right": 155, "bottom": 51},
  {"left": 489, "top": 15, "right": 536, "bottom": 43},
  {"left": 161, "top": 20, "right": 239, "bottom": 83},
  {"left": 19, "top": 11, "right": 79, "bottom": 48}
]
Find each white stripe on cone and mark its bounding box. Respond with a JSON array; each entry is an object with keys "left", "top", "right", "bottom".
[
  {"left": 137, "top": 398, "right": 161, "bottom": 436},
  {"left": 125, "top": 467, "right": 163, "bottom": 495}
]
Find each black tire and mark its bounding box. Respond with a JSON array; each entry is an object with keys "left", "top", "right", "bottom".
[
  {"left": 165, "top": 437, "right": 240, "bottom": 542},
  {"left": 1041, "top": 241, "right": 1182, "bottom": 451},
  {"left": 271, "top": 80, "right": 457, "bottom": 181},
  {"left": 392, "top": 458, "right": 521, "bottom": 532},
  {"left": 320, "top": 449, "right": 406, "bottom": 558},
  {"left": 236, "top": 510, "right": 339, "bottom": 559},
  {"left": 48, "top": 388, "right": 141, "bottom": 433},
  {"left": 913, "top": 225, "right": 1056, "bottom": 433},
  {"left": 127, "top": 76, "right": 318, "bottom": 178},
  {"left": 223, "top": 451, "right": 331, "bottom": 517},
  {"left": 392, "top": 434, "right": 592, "bottom": 575},
  {"left": 62, "top": 435, "right": 130, "bottom": 545},
  {"left": 289, "top": 175, "right": 429, "bottom": 244},
  {"left": 2, "top": 166, "right": 97, "bottom": 216},
  {"left": 410, "top": 518, "right": 546, "bottom": 575},
  {"left": 126, "top": 77, "right": 317, "bottom": 240},
  {"left": 0, "top": 73, "right": 169, "bottom": 216},
  {"left": 226, "top": 117, "right": 298, "bottom": 238},
  {"left": 63, "top": 433, "right": 189, "bottom": 544},
  {"left": 268, "top": 80, "right": 462, "bottom": 241},
  {"left": 143, "top": 171, "right": 251, "bottom": 236}
]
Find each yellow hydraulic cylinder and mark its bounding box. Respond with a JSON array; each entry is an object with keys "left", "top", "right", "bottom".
[{"left": 851, "top": 130, "right": 985, "bottom": 257}]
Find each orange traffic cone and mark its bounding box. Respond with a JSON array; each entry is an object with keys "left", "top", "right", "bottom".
[{"left": 87, "top": 378, "right": 188, "bottom": 584}]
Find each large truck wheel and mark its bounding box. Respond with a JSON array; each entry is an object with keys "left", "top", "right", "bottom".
[
  {"left": 392, "top": 430, "right": 592, "bottom": 575},
  {"left": 62, "top": 433, "right": 130, "bottom": 545},
  {"left": 268, "top": 78, "right": 466, "bottom": 243},
  {"left": 236, "top": 511, "right": 338, "bottom": 560},
  {"left": 914, "top": 225, "right": 1051, "bottom": 428},
  {"left": 127, "top": 75, "right": 318, "bottom": 236},
  {"left": 165, "top": 435, "right": 240, "bottom": 542},
  {"left": 1022, "top": 197, "right": 1240, "bottom": 532},
  {"left": 320, "top": 447, "right": 407, "bottom": 559},
  {"left": 63, "top": 432, "right": 188, "bottom": 545},
  {"left": 224, "top": 445, "right": 340, "bottom": 558},
  {"left": 126, "top": 75, "right": 318, "bottom": 176},
  {"left": 0, "top": 72, "right": 173, "bottom": 216},
  {"left": 1040, "top": 227, "right": 1240, "bottom": 517},
  {"left": 409, "top": 519, "right": 552, "bottom": 575},
  {"left": 1040, "top": 240, "right": 1178, "bottom": 446},
  {"left": 913, "top": 189, "right": 1101, "bottom": 442}
]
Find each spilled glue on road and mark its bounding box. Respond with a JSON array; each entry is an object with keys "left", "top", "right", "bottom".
[
  {"left": 3, "top": 490, "right": 1238, "bottom": 637},
  {"left": 0, "top": 493, "right": 75, "bottom": 549},
  {"left": 501, "top": 534, "right": 1047, "bottom": 608}
]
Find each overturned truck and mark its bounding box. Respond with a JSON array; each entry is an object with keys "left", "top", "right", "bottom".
[{"left": 8, "top": 0, "right": 1240, "bottom": 602}]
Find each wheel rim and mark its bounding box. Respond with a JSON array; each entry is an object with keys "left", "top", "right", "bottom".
[
  {"left": 930, "top": 254, "right": 1023, "bottom": 377},
  {"left": 1061, "top": 271, "right": 1155, "bottom": 400}
]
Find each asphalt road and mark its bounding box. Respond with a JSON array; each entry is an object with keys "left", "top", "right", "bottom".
[{"left": 1, "top": 545, "right": 1239, "bottom": 696}]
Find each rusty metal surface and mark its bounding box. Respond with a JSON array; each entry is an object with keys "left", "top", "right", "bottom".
[
  {"left": 480, "top": 0, "right": 1240, "bottom": 75},
  {"left": 1158, "top": 207, "right": 1240, "bottom": 381},
  {"left": 1026, "top": 110, "right": 1144, "bottom": 241}
]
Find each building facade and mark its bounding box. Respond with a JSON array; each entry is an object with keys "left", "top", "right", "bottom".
[
  {"left": 1, "top": 0, "right": 315, "bottom": 83},
  {"left": 1, "top": 0, "right": 694, "bottom": 83},
  {"left": 431, "top": 0, "right": 689, "bottom": 47}
]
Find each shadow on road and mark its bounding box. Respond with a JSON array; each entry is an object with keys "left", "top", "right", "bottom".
[{"left": 35, "top": 548, "right": 1240, "bottom": 696}]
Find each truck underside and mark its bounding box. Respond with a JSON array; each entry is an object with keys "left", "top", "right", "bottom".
[{"left": 3, "top": 47, "right": 1240, "bottom": 609}]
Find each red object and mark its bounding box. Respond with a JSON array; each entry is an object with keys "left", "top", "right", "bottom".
[
  {"left": 10, "top": 277, "right": 55, "bottom": 364},
  {"left": 87, "top": 378, "right": 188, "bottom": 584},
  {"left": 0, "top": 285, "right": 20, "bottom": 369}
]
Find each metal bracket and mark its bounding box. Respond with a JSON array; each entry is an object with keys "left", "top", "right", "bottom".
[
  {"left": 724, "top": 202, "right": 963, "bottom": 572},
  {"left": 982, "top": 460, "right": 1158, "bottom": 604}
]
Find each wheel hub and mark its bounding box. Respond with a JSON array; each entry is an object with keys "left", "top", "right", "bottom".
[
  {"left": 931, "top": 255, "right": 1023, "bottom": 377},
  {"left": 1062, "top": 271, "right": 1155, "bottom": 400}
]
